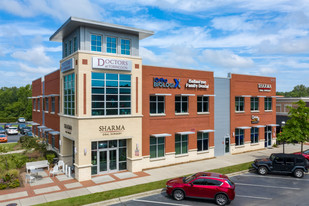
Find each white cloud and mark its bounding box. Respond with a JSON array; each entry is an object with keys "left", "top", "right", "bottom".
[
  {"left": 11, "top": 46, "right": 52, "bottom": 66},
  {"left": 19, "top": 63, "right": 57, "bottom": 74},
  {"left": 258, "top": 67, "right": 278, "bottom": 75},
  {"left": 0, "top": 23, "right": 53, "bottom": 37},
  {"left": 211, "top": 15, "right": 260, "bottom": 32}
]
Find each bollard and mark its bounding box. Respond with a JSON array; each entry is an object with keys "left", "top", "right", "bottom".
[
  {"left": 68, "top": 167, "right": 71, "bottom": 177},
  {"left": 65, "top": 165, "right": 68, "bottom": 175}
]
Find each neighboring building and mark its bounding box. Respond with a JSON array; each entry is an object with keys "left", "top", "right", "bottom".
[{"left": 31, "top": 17, "right": 277, "bottom": 181}]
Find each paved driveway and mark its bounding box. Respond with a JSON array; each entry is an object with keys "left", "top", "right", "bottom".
[{"left": 114, "top": 172, "right": 309, "bottom": 206}]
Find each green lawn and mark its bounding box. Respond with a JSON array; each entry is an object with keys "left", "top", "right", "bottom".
[
  {"left": 0, "top": 142, "right": 20, "bottom": 152},
  {"left": 36, "top": 161, "right": 253, "bottom": 206}
]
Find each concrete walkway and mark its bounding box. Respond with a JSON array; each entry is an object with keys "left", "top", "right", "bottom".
[{"left": 0, "top": 144, "right": 308, "bottom": 206}]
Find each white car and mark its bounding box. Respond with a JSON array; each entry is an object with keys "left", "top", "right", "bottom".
[
  {"left": 18, "top": 117, "right": 26, "bottom": 123},
  {"left": 6, "top": 127, "right": 18, "bottom": 135}
]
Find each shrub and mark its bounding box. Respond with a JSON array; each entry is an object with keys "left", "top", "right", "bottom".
[
  {"left": 46, "top": 153, "right": 56, "bottom": 165},
  {"left": 7, "top": 169, "right": 19, "bottom": 179},
  {"left": 0, "top": 183, "right": 8, "bottom": 190},
  {"left": 8, "top": 179, "right": 20, "bottom": 188}
]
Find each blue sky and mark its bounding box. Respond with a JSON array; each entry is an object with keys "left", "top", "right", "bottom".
[{"left": 0, "top": 0, "right": 309, "bottom": 92}]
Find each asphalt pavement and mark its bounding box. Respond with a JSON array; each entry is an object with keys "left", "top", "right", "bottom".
[{"left": 0, "top": 122, "right": 30, "bottom": 143}]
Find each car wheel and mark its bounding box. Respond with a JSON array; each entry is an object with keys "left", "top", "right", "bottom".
[
  {"left": 294, "top": 169, "right": 304, "bottom": 178},
  {"left": 173, "top": 189, "right": 185, "bottom": 201},
  {"left": 258, "top": 166, "right": 268, "bottom": 175},
  {"left": 215, "top": 193, "right": 228, "bottom": 206}
]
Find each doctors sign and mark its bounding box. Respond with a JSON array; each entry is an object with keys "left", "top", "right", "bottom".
[{"left": 92, "top": 57, "right": 132, "bottom": 71}]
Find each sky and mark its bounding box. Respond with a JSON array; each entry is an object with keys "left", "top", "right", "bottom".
[{"left": 0, "top": 0, "right": 309, "bottom": 92}]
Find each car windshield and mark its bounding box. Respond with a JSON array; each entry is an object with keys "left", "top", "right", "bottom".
[
  {"left": 183, "top": 174, "right": 196, "bottom": 183},
  {"left": 270, "top": 154, "right": 276, "bottom": 161},
  {"left": 0, "top": 134, "right": 6, "bottom": 137},
  {"left": 227, "top": 178, "right": 235, "bottom": 186},
  {"left": 304, "top": 150, "right": 309, "bottom": 155}
]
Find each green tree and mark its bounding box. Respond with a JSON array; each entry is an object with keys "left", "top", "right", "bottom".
[{"left": 277, "top": 100, "right": 309, "bottom": 153}]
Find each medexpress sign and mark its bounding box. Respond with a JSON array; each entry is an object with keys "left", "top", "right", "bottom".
[
  {"left": 153, "top": 77, "right": 181, "bottom": 89},
  {"left": 92, "top": 57, "right": 132, "bottom": 71}
]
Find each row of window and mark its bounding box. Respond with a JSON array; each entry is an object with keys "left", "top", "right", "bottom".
[
  {"left": 150, "top": 132, "right": 209, "bottom": 159},
  {"left": 235, "top": 97, "right": 272, "bottom": 112},
  {"left": 91, "top": 34, "right": 131, "bottom": 55},
  {"left": 33, "top": 97, "right": 58, "bottom": 113},
  {"left": 64, "top": 36, "right": 78, "bottom": 57},
  {"left": 235, "top": 126, "right": 272, "bottom": 146}
]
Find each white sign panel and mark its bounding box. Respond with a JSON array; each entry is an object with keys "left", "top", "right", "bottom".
[
  {"left": 185, "top": 79, "right": 209, "bottom": 89},
  {"left": 92, "top": 57, "right": 132, "bottom": 71},
  {"left": 61, "top": 58, "right": 74, "bottom": 73}
]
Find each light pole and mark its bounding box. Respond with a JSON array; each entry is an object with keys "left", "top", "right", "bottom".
[{"left": 281, "top": 121, "right": 286, "bottom": 153}]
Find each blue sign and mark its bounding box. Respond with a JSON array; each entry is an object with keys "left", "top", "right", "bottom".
[
  {"left": 153, "top": 77, "right": 181, "bottom": 89},
  {"left": 61, "top": 58, "right": 74, "bottom": 73}
]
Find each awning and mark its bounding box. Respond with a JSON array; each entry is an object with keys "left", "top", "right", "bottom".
[
  {"left": 203, "top": 94, "right": 215, "bottom": 97},
  {"left": 37, "top": 126, "right": 47, "bottom": 129},
  {"left": 151, "top": 93, "right": 172, "bottom": 96},
  {"left": 151, "top": 133, "right": 172, "bottom": 138},
  {"left": 42, "top": 128, "right": 53, "bottom": 133},
  {"left": 198, "top": 129, "right": 215, "bottom": 133},
  {"left": 252, "top": 125, "right": 266, "bottom": 128},
  {"left": 267, "top": 124, "right": 279, "bottom": 127},
  {"left": 45, "top": 94, "right": 60, "bottom": 97},
  {"left": 49, "top": 131, "right": 60, "bottom": 135},
  {"left": 240, "top": 95, "right": 252, "bottom": 97},
  {"left": 236, "top": 126, "right": 251, "bottom": 129},
  {"left": 176, "top": 131, "right": 195, "bottom": 135},
  {"left": 257, "top": 96, "right": 266, "bottom": 97},
  {"left": 31, "top": 122, "right": 40, "bottom": 126},
  {"left": 180, "top": 94, "right": 195, "bottom": 96}
]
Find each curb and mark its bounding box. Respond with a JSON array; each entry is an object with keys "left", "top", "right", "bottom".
[{"left": 83, "top": 170, "right": 250, "bottom": 206}]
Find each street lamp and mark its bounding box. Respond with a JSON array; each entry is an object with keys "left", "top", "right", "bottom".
[{"left": 281, "top": 121, "right": 286, "bottom": 153}]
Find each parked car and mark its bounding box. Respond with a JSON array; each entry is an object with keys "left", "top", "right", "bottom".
[
  {"left": 18, "top": 117, "right": 26, "bottom": 123},
  {"left": 0, "top": 134, "right": 7, "bottom": 143},
  {"left": 21, "top": 127, "right": 31, "bottom": 135},
  {"left": 294, "top": 149, "right": 309, "bottom": 161},
  {"left": 25, "top": 131, "right": 33, "bottom": 137},
  {"left": 252, "top": 153, "right": 309, "bottom": 178},
  {"left": 18, "top": 124, "right": 26, "bottom": 132},
  {"left": 4, "top": 123, "right": 12, "bottom": 129},
  {"left": 166, "top": 172, "right": 235, "bottom": 205},
  {"left": 0, "top": 127, "right": 5, "bottom": 134},
  {"left": 6, "top": 127, "right": 18, "bottom": 135}
]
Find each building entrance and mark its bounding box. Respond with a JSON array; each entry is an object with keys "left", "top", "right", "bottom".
[{"left": 265, "top": 126, "right": 272, "bottom": 147}]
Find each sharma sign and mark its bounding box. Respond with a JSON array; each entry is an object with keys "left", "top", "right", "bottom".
[{"left": 92, "top": 57, "right": 132, "bottom": 71}]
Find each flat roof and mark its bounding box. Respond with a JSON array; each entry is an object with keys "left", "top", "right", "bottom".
[{"left": 50, "top": 17, "right": 154, "bottom": 42}]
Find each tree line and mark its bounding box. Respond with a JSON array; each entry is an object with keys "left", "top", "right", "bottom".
[
  {"left": 277, "top": 84, "right": 309, "bottom": 97},
  {"left": 0, "top": 85, "right": 32, "bottom": 122}
]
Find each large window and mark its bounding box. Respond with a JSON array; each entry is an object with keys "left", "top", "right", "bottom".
[
  {"left": 175, "top": 134, "right": 188, "bottom": 155},
  {"left": 64, "top": 42, "right": 68, "bottom": 57},
  {"left": 235, "top": 129, "right": 244, "bottom": 146},
  {"left": 265, "top": 97, "right": 272, "bottom": 111},
  {"left": 64, "top": 73, "right": 75, "bottom": 115},
  {"left": 150, "top": 136, "right": 165, "bottom": 158},
  {"left": 175, "top": 96, "right": 188, "bottom": 113},
  {"left": 91, "top": 34, "right": 102, "bottom": 52},
  {"left": 69, "top": 40, "right": 72, "bottom": 55},
  {"left": 150, "top": 96, "right": 165, "bottom": 114},
  {"left": 197, "top": 96, "right": 209, "bottom": 113},
  {"left": 251, "top": 127, "right": 259, "bottom": 143},
  {"left": 92, "top": 73, "right": 131, "bottom": 116},
  {"left": 250, "top": 97, "right": 259, "bottom": 111},
  {"left": 197, "top": 132, "right": 209, "bottom": 151},
  {"left": 235, "top": 97, "right": 244, "bottom": 112},
  {"left": 33, "top": 99, "right": 36, "bottom": 110},
  {"left": 121, "top": 39, "right": 130, "bottom": 55},
  {"left": 37, "top": 99, "right": 40, "bottom": 111},
  {"left": 45, "top": 97, "right": 49, "bottom": 112},
  {"left": 73, "top": 37, "right": 78, "bottom": 52},
  {"left": 107, "top": 37, "right": 117, "bottom": 53},
  {"left": 51, "top": 97, "right": 55, "bottom": 113}
]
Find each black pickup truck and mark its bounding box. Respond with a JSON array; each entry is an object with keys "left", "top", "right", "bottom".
[{"left": 252, "top": 153, "right": 309, "bottom": 178}]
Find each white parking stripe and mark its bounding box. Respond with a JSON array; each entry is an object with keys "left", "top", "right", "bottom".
[
  {"left": 236, "top": 183, "right": 300, "bottom": 190},
  {"left": 133, "top": 199, "right": 191, "bottom": 206},
  {"left": 242, "top": 174, "right": 309, "bottom": 181},
  {"left": 236, "top": 195, "right": 272, "bottom": 200}
]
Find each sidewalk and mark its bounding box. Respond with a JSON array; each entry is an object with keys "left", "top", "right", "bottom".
[{"left": 0, "top": 144, "right": 308, "bottom": 206}]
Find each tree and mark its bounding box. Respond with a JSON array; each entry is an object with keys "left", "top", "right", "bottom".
[{"left": 277, "top": 100, "right": 309, "bottom": 153}]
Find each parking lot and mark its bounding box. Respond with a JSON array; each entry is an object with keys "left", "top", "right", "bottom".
[
  {"left": 0, "top": 122, "right": 30, "bottom": 143},
  {"left": 113, "top": 172, "right": 309, "bottom": 206}
]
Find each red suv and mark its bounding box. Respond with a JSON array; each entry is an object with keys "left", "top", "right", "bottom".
[
  {"left": 294, "top": 149, "right": 309, "bottom": 161},
  {"left": 166, "top": 172, "right": 235, "bottom": 205}
]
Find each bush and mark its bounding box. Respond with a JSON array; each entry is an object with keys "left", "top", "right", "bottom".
[
  {"left": 7, "top": 169, "right": 19, "bottom": 179},
  {"left": 8, "top": 179, "right": 20, "bottom": 188},
  {"left": 46, "top": 153, "right": 56, "bottom": 165},
  {"left": 0, "top": 183, "right": 8, "bottom": 190},
  {"left": 0, "top": 117, "right": 18, "bottom": 123}
]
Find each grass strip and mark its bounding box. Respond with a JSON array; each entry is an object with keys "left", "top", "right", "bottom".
[
  {"left": 36, "top": 161, "right": 253, "bottom": 206},
  {"left": 0, "top": 142, "right": 19, "bottom": 152}
]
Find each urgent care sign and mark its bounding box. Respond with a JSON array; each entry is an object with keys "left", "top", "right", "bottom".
[{"left": 92, "top": 57, "right": 132, "bottom": 71}]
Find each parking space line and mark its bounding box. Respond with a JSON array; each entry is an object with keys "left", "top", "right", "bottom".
[
  {"left": 242, "top": 174, "right": 309, "bottom": 181},
  {"left": 133, "top": 199, "right": 191, "bottom": 206},
  {"left": 236, "top": 183, "right": 300, "bottom": 190},
  {"left": 236, "top": 195, "right": 272, "bottom": 200}
]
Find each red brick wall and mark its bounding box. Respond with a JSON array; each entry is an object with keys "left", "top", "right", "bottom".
[
  {"left": 230, "top": 74, "right": 276, "bottom": 143},
  {"left": 32, "top": 78, "right": 42, "bottom": 125},
  {"left": 142, "top": 65, "right": 214, "bottom": 156}
]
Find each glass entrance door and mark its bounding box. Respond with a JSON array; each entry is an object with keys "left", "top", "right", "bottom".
[
  {"left": 99, "top": 151, "right": 107, "bottom": 172},
  {"left": 265, "top": 126, "right": 272, "bottom": 147},
  {"left": 225, "top": 137, "right": 230, "bottom": 153},
  {"left": 109, "top": 149, "right": 117, "bottom": 172}
]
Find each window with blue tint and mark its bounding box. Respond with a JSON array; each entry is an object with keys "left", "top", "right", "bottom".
[
  {"left": 235, "top": 129, "right": 244, "bottom": 146},
  {"left": 264, "top": 97, "right": 272, "bottom": 111},
  {"left": 73, "top": 37, "right": 77, "bottom": 52},
  {"left": 251, "top": 127, "right": 259, "bottom": 143},
  {"left": 63, "top": 73, "right": 75, "bottom": 116},
  {"left": 121, "top": 39, "right": 130, "bottom": 55},
  {"left": 91, "top": 34, "right": 102, "bottom": 52},
  {"left": 91, "top": 72, "right": 131, "bottom": 116},
  {"left": 64, "top": 42, "right": 68, "bottom": 57},
  {"left": 107, "top": 37, "right": 117, "bottom": 53}
]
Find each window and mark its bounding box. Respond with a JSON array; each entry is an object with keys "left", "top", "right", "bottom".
[
  {"left": 121, "top": 39, "right": 130, "bottom": 55},
  {"left": 265, "top": 97, "right": 272, "bottom": 111},
  {"left": 69, "top": 40, "right": 72, "bottom": 55},
  {"left": 43, "top": 98, "right": 45, "bottom": 111},
  {"left": 251, "top": 97, "right": 259, "bottom": 111},
  {"left": 107, "top": 37, "right": 117, "bottom": 53},
  {"left": 51, "top": 97, "right": 55, "bottom": 113},
  {"left": 197, "top": 96, "right": 209, "bottom": 112},
  {"left": 150, "top": 136, "right": 165, "bottom": 158},
  {"left": 175, "top": 134, "right": 188, "bottom": 155},
  {"left": 33, "top": 99, "right": 36, "bottom": 110},
  {"left": 197, "top": 132, "right": 209, "bottom": 151},
  {"left": 205, "top": 179, "right": 222, "bottom": 186},
  {"left": 250, "top": 127, "right": 259, "bottom": 143},
  {"left": 235, "top": 97, "right": 244, "bottom": 111},
  {"left": 91, "top": 72, "right": 131, "bottom": 116},
  {"left": 52, "top": 135, "right": 55, "bottom": 148},
  {"left": 64, "top": 73, "right": 75, "bottom": 115},
  {"left": 45, "top": 97, "right": 49, "bottom": 112},
  {"left": 37, "top": 99, "right": 40, "bottom": 111},
  {"left": 91, "top": 34, "right": 102, "bottom": 52},
  {"left": 64, "top": 42, "right": 68, "bottom": 57},
  {"left": 150, "top": 96, "right": 165, "bottom": 114},
  {"left": 175, "top": 96, "right": 188, "bottom": 113},
  {"left": 73, "top": 37, "right": 77, "bottom": 52},
  {"left": 192, "top": 179, "right": 206, "bottom": 185},
  {"left": 235, "top": 129, "right": 244, "bottom": 146}
]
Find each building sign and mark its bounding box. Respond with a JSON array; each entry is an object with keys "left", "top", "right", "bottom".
[
  {"left": 251, "top": 115, "right": 260, "bottom": 124},
  {"left": 99, "top": 125, "right": 125, "bottom": 136},
  {"left": 185, "top": 79, "right": 209, "bottom": 89},
  {"left": 258, "top": 83, "right": 271, "bottom": 92},
  {"left": 64, "top": 124, "right": 72, "bottom": 134},
  {"left": 92, "top": 57, "right": 132, "bottom": 71},
  {"left": 61, "top": 58, "right": 74, "bottom": 73},
  {"left": 153, "top": 77, "right": 181, "bottom": 89}
]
